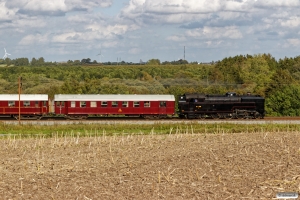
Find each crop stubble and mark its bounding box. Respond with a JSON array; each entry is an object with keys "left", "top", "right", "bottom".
[{"left": 0, "top": 131, "right": 299, "bottom": 199}]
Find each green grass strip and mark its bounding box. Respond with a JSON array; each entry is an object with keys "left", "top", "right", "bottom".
[{"left": 0, "top": 122, "right": 299, "bottom": 138}]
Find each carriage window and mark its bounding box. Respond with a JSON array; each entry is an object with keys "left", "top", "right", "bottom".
[
  {"left": 80, "top": 101, "right": 86, "bottom": 107},
  {"left": 101, "top": 101, "right": 107, "bottom": 107},
  {"left": 144, "top": 101, "right": 150, "bottom": 107},
  {"left": 160, "top": 101, "right": 166, "bottom": 107},
  {"left": 56, "top": 101, "right": 65, "bottom": 107},
  {"left": 134, "top": 101, "right": 140, "bottom": 107},
  {"left": 71, "top": 101, "right": 76, "bottom": 108},
  {"left": 35, "top": 101, "right": 39, "bottom": 108},
  {"left": 122, "top": 101, "right": 128, "bottom": 107},
  {"left": 43, "top": 101, "right": 47, "bottom": 106},
  {"left": 8, "top": 101, "right": 15, "bottom": 107},
  {"left": 91, "top": 101, "right": 97, "bottom": 107},
  {"left": 112, "top": 101, "right": 118, "bottom": 107},
  {"left": 24, "top": 101, "right": 30, "bottom": 107}
]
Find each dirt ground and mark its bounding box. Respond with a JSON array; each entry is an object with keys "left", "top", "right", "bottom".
[{"left": 0, "top": 131, "right": 300, "bottom": 200}]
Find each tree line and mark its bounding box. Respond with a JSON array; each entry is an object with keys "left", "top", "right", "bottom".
[
  {"left": 0, "top": 53, "right": 300, "bottom": 116},
  {"left": 0, "top": 57, "right": 195, "bottom": 66}
]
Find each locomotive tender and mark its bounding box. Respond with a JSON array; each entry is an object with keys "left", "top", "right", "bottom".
[
  {"left": 0, "top": 92, "right": 265, "bottom": 120},
  {"left": 178, "top": 92, "right": 265, "bottom": 119}
]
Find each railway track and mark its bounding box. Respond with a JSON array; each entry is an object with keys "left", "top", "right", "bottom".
[
  {"left": 1, "top": 116, "right": 300, "bottom": 125},
  {"left": 1, "top": 116, "right": 300, "bottom": 121}
]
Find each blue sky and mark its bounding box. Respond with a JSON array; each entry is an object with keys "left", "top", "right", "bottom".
[{"left": 1, "top": 0, "right": 300, "bottom": 63}]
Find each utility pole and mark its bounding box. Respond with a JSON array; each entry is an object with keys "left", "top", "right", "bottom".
[
  {"left": 184, "top": 46, "right": 185, "bottom": 61},
  {"left": 18, "top": 77, "right": 22, "bottom": 125}
]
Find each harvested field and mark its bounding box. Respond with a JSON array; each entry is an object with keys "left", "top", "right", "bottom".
[{"left": 0, "top": 131, "right": 300, "bottom": 199}]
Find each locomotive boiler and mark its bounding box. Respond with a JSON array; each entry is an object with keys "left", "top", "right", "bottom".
[{"left": 178, "top": 92, "right": 265, "bottom": 119}]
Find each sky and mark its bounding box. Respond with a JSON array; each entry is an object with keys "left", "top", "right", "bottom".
[{"left": 1, "top": 0, "right": 300, "bottom": 63}]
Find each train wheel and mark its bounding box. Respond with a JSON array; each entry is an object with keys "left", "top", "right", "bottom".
[
  {"left": 179, "top": 114, "right": 186, "bottom": 119},
  {"left": 253, "top": 112, "right": 260, "bottom": 119},
  {"left": 195, "top": 114, "right": 203, "bottom": 119},
  {"left": 260, "top": 114, "right": 264, "bottom": 119},
  {"left": 218, "top": 114, "right": 226, "bottom": 119},
  {"left": 188, "top": 114, "right": 197, "bottom": 119},
  {"left": 231, "top": 113, "right": 238, "bottom": 119},
  {"left": 243, "top": 112, "right": 249, "bottom": 119},
  {"left": 210, "top": 114, "right": 218, "bottom": 119}
]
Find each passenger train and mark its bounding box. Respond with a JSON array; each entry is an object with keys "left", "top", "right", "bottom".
[{"left": 0, "top": 92, "right": 265, "bottom": 120}]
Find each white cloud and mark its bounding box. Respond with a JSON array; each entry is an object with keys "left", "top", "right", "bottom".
[
  {"left": 286, "top": 39, "right": 300, "bottom": 47},
  {"left": 52, "top": 32, "right": 83, "bottom": 43},
  {"left": 0, "top": 2, "right": 17, "bottom": 22},
  {"left": 129, "top": 47, "right": 141, "bottom": 54},
  {"left": 186, "top": 26, "right": 243, "bottom": 40},
  {"left": 167, "top": 35, "right": 186, "bottom": 42},
  {"left": 120, "top": 0, "right": 300, "bottom": 27},
  {"left": 5, "top": 0, "right": 113, "bottom": 16},
  {"left": 205, "top": 40, "right": 223, "bottom": 47},
  {"left": 86, "top": 24, "right": 130, "bottom": 36},
  {"left": 19, "top": 34, "right": 49, "bottom": 45},
  {"left": 256, "top": 0, "right": 300, "bottom": 7},
  {"left": 279, "top": 17, "right": 300, "bottom": 28}
]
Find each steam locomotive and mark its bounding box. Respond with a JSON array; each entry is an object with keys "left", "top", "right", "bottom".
[{"left": 178, "top": 92, "right": 265, "bottom": 119}]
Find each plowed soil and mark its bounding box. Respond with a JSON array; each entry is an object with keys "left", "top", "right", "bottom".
[{"left": 0, "top": 131, "right": 299, "bottom": 199}]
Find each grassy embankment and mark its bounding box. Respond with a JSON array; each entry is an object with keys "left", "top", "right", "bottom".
[{"left": 0, "top": 122, "right": 299, "bottom": 138}]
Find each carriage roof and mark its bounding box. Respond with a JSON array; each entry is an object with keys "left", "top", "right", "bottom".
[
  {"left": 0, "top": 94, "right": 48, "bottom": 101},
  {"left": 54, "top": 94, "right": 175, "bottom": 102}
]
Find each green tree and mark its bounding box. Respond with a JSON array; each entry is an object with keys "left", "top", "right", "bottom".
[
  {"left": 147, "top": 59, "right": 160, "bottom": 65},
  {"left": 31, "top": 58, "right": 37, "bottom": 66},
  {"left": 4, "top": 58, "right": 12, "bottom": 66},
  {"left": 239, "top": 54, "right": 274, "bottom": 95},
  {"left": 265, "top": 69, "right": 294, "bottom": 96},
  {"left": 14, "top": 58, "right": 29, "bottom": 66},
  {"left": 37, "top": 57, "right": 45, "bottom": 66},
  {"left": 266, "top": 85, "right": 300, "bottom": 116}
]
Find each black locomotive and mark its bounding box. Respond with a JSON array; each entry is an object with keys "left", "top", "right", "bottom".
[{"left": 178, "top": 92, "right": 265, "bottom": 119}]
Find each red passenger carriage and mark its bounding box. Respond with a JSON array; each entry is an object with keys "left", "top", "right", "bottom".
[
  {"left": 0, "top": 94, "right": 48, "bottom": 119},
  {"left": 54, "top": 94, "right": 175, "bottom": 119}
]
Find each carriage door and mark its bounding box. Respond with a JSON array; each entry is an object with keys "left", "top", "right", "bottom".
[
  {"left": 56, "top": 101, "right": 66, "bottom": 114},
  {"left": 42, "top": 101, "right": 48, "bottom": 114},
  {"left": 159, "top": 101, "right": 166, "bottom": 114}
]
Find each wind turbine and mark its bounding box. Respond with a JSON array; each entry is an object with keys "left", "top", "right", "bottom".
[
  {"left": 97, "top": 49, "right": 104, "bottom": 63},
  {"left": 3, "top": 48, "right": 11, "bottom": 59}
]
